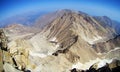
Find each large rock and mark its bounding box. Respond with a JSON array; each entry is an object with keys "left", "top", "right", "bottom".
[
  {"left": 0, "top": 49, "right": 4, "bottom": 72},
  {"left": 3, "top": 63, "right": 22, "bottom": 72},
  {"left": 0, "top": 29, "right": 8, "bottom": 72}
]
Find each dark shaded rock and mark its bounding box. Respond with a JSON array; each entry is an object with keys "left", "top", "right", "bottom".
[
  {"left": 0, "top": 29, "right": 8, "bottom": 72},
  {"left": 52, "top": 52, "right": 58, "bottom": 56},
  {"left": 0, "top": 29, "right": 8, "bottom": 51},
  {"left": 112, "top": 66, "right": 120, "bottom": 72},
  {"left": 89, "top": 67, "right": 97, "bottom": 72},
  {"left": 12, "top": 57, "right": 18, "bottom": 69},
  {"left": 97, "top": 64, "right": 111, "bottom": 72},
  {"left": 24, "top": 70, "right": 31, "bottom": 72},
  {"left": 52, "top": 35, "right": 78, "bottom": 56},
  {"left": 71, "top": 68, "right": 77, "bottom": 72},
  {"left": 109, "top": 59, "right": 120, "bottom": 70}
]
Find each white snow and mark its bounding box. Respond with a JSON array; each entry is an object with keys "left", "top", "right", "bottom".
[
  {"left": 72, "top": 48, "right": 119, "bottom": 70},
  {"left": 49, "top": 37, "right": 57, "bottom": 42},
  {"left": 9, "top": 29, "right": 14, "bottom": 32},
  {"left": 93, "top": 35, "right": 102, "bottom": 42},
  {"left": 72, "top": 58, "right": 113, "bottom": 70},
  {"left": 97, "top": 59, "right": 112, "bottom": 68},
  {"left": 3, "top": 63, "right": 21, "bottom": 72},
  {"left": 55, "top": 44, "right": 60, "bottom": 48},
  {"left": 29, "top": 51, "right": 48, "bottom": 58},
  {"left": 86, "top": 35, "right": 102, "bottom": 44},
  {"left": 105, "top": 47, "right": 120, "bottom": 57},
  {"left": 72, "top": 58, "right": 100, "bottom": 70},
  {"left": 72, "top": 62, "right": 83, "bottom": 69},
  {"left": 108, "top": 47, "right": 120, "bottom": 53}
]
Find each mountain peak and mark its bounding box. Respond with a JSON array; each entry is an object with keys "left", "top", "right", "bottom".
[
  {"left": 57, "top": 9, "right": 73, "bottom": 12},
  {"left": 57, "top": 9, "right": 88, "bottom": 15}
]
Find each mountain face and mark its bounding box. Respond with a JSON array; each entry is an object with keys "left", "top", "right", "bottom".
[
  {"left": 0, "top": 9, "right": 120, "bottom": 72},
  {"left": 93, "top": 16, "right": 120, "bottom": 35}
]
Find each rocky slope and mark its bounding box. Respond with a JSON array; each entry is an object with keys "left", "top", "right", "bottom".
[
  {"left": 93, "top": 16, "right": 120, "bottom": 35},
  {"left": 1, "top": 9, "right": 120, "bottom": 72}
]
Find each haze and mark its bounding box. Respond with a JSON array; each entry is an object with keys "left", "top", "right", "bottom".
[{"left": 0, "top": 0, "right": 120, "bottom": 22}]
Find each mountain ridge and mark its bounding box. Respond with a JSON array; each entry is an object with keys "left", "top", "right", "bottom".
[{"left": 0, "top": 11, "right": 48, "bottom": 28}]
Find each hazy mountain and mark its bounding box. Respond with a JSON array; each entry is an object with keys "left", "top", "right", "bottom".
[
  {"left": 0, "top": 11, "right": 48, "bottom": 28},
  {"left": 1, "top": 9, "right": 120, "bottom": 72},
  {"left": 93, "top": 16, "right": 120, "bottom": 35}
]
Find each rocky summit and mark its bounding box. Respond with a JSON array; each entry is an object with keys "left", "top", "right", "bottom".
[{"left": 0, "top": 9, "right": 120, "bottom": 72}]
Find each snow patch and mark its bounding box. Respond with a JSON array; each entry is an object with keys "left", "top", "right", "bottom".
[
  {"left": 72, "top": 58, "right": 113, "bottom": 70},
  {"left": 97, "top": 59, "right": 112, "bottom": 68},
  {"left": 72, "top": 62, "right": 83, "bottom": 69},
  {"left": 29, "top": 51, "right": 48, "bottom": 58},
  {"left": 82, "top": 35, "right": 102, "bottom": 44},
  {"left": 9, "top": 29, "right": 14, "bottom": 32},
  {"left": 55, "top": 44, "right": 60, "bottom": 48},
  {"left": 93, "top": 35, "right": 102, "bottom": 42},
  {"left": 72, "top": 58, "right": 100, "bottom": 70},
  {"left": 108, "top": 47, "right": 120, "bottom": 53},
  {"left": 49, "top": 37, "right": 57, "bottom": 42},
  {"left": 88, "top": 36, "right": 102, "bottom": 44}
]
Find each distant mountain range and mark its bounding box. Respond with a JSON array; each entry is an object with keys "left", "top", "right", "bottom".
[
  {"left": 0, "top": 11, "right": 48, "bottom": 27},
  {"left": 1, "top": 10, "right": 120, "bottom": 32}
]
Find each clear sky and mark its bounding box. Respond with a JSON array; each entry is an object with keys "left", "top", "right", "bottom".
[{"left": 0, "top": 0, "right": 120, "bottom": 21}]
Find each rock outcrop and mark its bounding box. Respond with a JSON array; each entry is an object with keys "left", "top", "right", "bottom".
[
  {"left": 0, "top": 29, "right": 33, "bottom": 72},
  {"left": 0, "top": 29, "right": 8, "bottom": 72}
]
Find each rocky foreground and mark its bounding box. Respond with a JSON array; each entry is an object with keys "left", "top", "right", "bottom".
[{"left": 0, "top": 9, "right": 120, "bottom": 72}]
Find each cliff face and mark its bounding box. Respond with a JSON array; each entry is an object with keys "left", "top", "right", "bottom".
[
  {"left": 0, "top": 29, "right": 10, "bottom": 72},
  {"left": 2, "top": 9, "right": 120, "bottom": 72},
  {"left": 0, "top": 34, "right": 4, "bottom": 72}
]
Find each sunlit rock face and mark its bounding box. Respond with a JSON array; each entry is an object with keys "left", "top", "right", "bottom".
[
  {"left": 41, "top": 9, "right": 116, "bottom": 44},
  {"left": 1, "top": 9, "right": 120, "bottom": 72}
]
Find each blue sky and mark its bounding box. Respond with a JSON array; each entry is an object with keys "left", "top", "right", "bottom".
[{"left": 0, "top": 0, "right": 120, "bottom": 21}]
